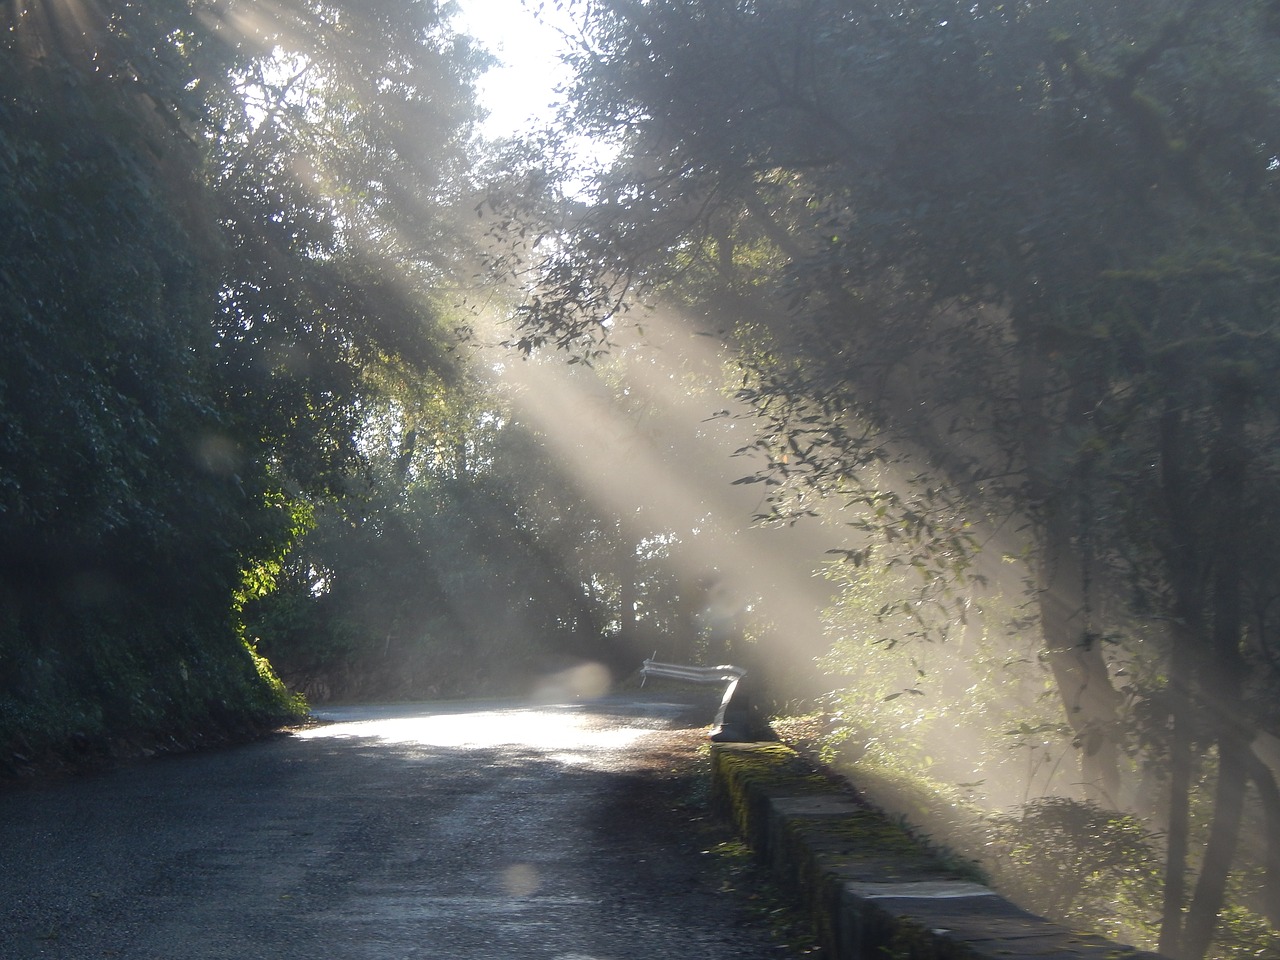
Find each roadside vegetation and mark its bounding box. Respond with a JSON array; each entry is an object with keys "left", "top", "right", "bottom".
[{"left": 4, "top": 3, "right": 1280, "bottom": 959}]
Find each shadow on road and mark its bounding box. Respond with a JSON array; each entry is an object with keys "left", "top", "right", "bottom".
[{"left": 0, "top": 690, "right": 808, "bottom": 960}]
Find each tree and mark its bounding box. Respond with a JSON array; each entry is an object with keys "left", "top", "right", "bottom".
[
  {"left": 0, "top": 0, "right": 486, "bottom": 761},
  {"left": 492, "top": 1, "right": 1280, "bottom": 955}
]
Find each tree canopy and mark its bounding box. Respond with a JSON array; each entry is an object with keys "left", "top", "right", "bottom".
[
  {"left": 6, "top": 1, "right": 1280, "bottom": 957},
  {"left": 0, "top": 0, "right": 484, "bottom": 759},
  {"left": 483, "top": 1, "right": 1280, "bottom": 957}
]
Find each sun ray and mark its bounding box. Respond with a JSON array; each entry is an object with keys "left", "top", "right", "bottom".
[{"left": 491, "top": 313, "right": 845, "bottom": 680}]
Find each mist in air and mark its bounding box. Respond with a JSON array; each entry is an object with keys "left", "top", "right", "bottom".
[{"left": 4, "top": 3, "right": 1278, "bottom": 960}]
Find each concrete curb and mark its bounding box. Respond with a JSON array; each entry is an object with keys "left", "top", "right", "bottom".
[{"left": 710, "top": 741, "right": 1165, "bottom": 960}]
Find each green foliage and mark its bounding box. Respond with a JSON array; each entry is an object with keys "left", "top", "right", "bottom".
[
  {"left": 509, "top": 2, "right": 1280, "bottom": 956},
  {"left": 820, "top": 558, "right": 1070, "bottom": 805},
  {"left": 0, "top": 2, "right": 297, "bottom": 762},
  {"left": 987, "top": 797, "right": 1280, "bottom": 958},
  {"left": 0, "top": 0, "right": 482, "bottom": 764},
  {"left": 0, "top": 591, "right": 305, "bottom": 771},
  {"left": 988, "top": 798, "right": 1163, "bottom": 946},
  {"left": 243, "top": 379, "right": 624, "bottom": 700},
  {"left": 1208, "top": 902, "right": 1280, "bottom": 960}
]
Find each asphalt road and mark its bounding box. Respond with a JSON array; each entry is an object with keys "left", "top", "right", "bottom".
[{"left": 0, "top": 693, "right": 803, "bottom": 959}]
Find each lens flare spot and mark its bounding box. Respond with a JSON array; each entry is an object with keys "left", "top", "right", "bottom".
[
  {"left": 501, "top": 863, "right": 541, "bottom": 898},
  {"left": 531, "top": 662, "right": 612, "bottom": 702}
]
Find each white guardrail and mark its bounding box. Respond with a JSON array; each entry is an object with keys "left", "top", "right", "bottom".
[
  {"left": 641, "top": 657, "right": 760, "bottom": 741},
  {"left": 640, "top": 659, "right": 747, "bottom": 685}
]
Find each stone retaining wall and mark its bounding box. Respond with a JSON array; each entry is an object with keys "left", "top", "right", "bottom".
[{"left": 710, "top": 741, "right": 1165, "bottom": 960}]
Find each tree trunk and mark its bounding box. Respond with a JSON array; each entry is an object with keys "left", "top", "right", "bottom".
[
  {"left": 1155, "top": 387, "right": 1206, "bottom": 959},
  {"left": 618, "top": 554, "right": 639, "bottom": 656},
  {"left": 1182, "top": 733, "right": 1248, "bottom": 960},
  {"left": 1036, "top": 549, "right": 1124, "bottom": 805},
  {"left": 1159, "top": 709, "right": 1193, "bottom": 955},
  {"left": 1018, "top": 324, "right": 1125, "bottom": 805},
  {"left": 1158, "top": 623, "right": 1194, "bottom": 957},
  {"left": 1242, "top": 745, "right": 1280, "bottom": 926},
  {"left": 1180, "top": 381, "right": 1251, "bottom": 960}
]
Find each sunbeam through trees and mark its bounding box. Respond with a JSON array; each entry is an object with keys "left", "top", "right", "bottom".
[{"left": 3, "top": 1, "right": 1280, "bottom": 958}]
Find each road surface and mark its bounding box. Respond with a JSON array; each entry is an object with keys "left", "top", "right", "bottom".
[{"left": 0, "top": 694, "right": 803, "bottom": 959}]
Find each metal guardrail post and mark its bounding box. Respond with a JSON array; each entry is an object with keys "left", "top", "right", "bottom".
[{"left": 638, "top": 657, "right": 769, "bottom": 741}]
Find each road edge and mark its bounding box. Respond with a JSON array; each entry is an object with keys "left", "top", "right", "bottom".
[{"left": 711, "top": 741, "right": 1167, "bottom": 960}]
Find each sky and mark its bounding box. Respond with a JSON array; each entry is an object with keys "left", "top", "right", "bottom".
[{"left": 454, "top": 0, "right": 577, "bottom": 139}]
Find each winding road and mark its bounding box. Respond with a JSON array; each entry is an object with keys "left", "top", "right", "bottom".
[{"left": 0, "top": 694, "right": 801, "bottom": 959}]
